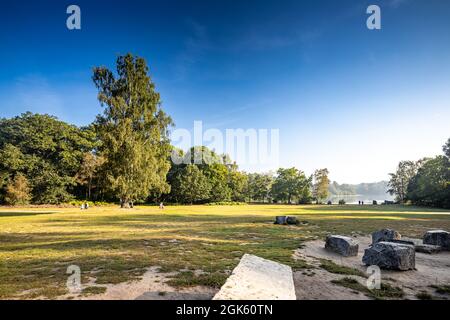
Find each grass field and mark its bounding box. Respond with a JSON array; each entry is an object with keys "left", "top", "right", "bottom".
[{"left": 1, "top": 204, "right": 449, "bottom": 299}]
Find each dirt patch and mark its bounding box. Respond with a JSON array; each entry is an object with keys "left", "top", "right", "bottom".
[
  {"left": 60, "top": 267, "right": 217, "bottom": 300},
  {"left": 293, "top": 236, "right": 450, "bottom": 300}
]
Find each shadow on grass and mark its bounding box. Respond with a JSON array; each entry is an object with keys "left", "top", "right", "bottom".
[
  {"left": 305, "top": 205, "right": 450, "bottom": 213},
  {"left": 0, "top": 211, "right": 57, "bottom": 218}
]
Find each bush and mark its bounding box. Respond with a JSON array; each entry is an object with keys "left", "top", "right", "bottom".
[
  {"left": 5, "top": 174, "right": 31, "bottom": 206},
  {"left": 205, "top": 201, "right": 247, "bottom": 206},
  {"left": 67, "top": 200, "right": 111, "bottom": 207},
  {"left": 338, "top": 199, "right": 346, "bottom": 205}
]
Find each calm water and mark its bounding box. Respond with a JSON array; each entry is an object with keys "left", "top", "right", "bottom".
[{"left": 327, "top": 194, "right": 394, "bottom": 205}]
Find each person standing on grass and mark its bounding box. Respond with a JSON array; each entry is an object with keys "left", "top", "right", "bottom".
[{"left": 160, "top": 202, "right": 164, "bottom": 210}]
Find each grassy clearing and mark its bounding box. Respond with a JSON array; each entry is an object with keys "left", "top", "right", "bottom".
[
  {"left": 331, "top": 277, "right": 405, "bottom": 299},
  {"left": 0, "top": 204, "right": 449, "bottom": 299}
]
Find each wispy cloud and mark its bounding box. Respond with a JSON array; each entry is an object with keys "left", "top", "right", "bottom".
[
  {"left": 386, "top": 0, "right": 410, "bottom": 9},
  {"left": 0, "top": 74, "right": 65, "bottom": 119},
  {"left": 172, "top": 19, "right": 210, "bottom": 81}
]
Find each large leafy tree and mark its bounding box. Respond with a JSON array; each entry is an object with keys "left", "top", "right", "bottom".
[
  {"left": 93, "top": 54, "right": 172, "bottom": 208},
  {"left": 406, "top": 138, "right": 450, "bottom": 209},
  {"left": 0, "top": 113, "right": 96, "bottom": 204},
  {"left": 407, "top": 156, "right": 450, "bottom": 208},
  {"left": 271, "top": 168, "right": 311, "bottom": 204},
  {"left": 388, "top": 160, "right": 422, "bottom": 203}
]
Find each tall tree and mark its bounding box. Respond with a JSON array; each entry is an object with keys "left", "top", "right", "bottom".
[
  {"left": 388, "top": 160, "right": 421, "bottom": 203},
  {"left": 312, "top": 168, "right": 330, "bottom": 203},
  {"left": 76, "top": 152, "right": 105, "bottom": 200},
  {"left": 93, "top": 54, "right": 172, "bottom": 208}
]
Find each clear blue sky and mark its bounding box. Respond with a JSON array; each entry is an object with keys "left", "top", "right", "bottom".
[{"left": 0, "top": 0, "right": 449, "bottom": 183}]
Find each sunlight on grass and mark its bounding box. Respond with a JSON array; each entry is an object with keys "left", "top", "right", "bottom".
[{"left": 1, "top": 204, "right": 449, "bottom": 299}]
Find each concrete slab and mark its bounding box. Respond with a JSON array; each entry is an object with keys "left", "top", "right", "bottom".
[{"left": 213, "top": 254, "right": 296, "bottom": 300}]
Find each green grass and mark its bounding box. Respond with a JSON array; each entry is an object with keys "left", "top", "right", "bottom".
[
  {"left": 319, "top": 259, "right": 366, "bottom": 277},
  {"left": 416, "top": 291, "right": 434, "bottom": 300},
  {"left": 82, "top": 286, "right": 107, "bottom": 296},
  {"left": 430, "top": 285, "right": 450, "bottom": 295},
  {"left": 0, "top": 204, "right": 449, "bottom": 299},
  {"left": 331, "top": 277, "right": 405, "bottom": 299}
]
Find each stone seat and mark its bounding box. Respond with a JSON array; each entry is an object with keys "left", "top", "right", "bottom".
[
  {"left": 415, "top": 244, "right": 442, "bottom": 254},
  {"left": 362, "top": 241, "right": 415, "bottom": 271},
  {"left": 423, "top": 230, "right": 450, "bottom": 250},
  {"left": 325, "top": 235, "right": 359, "bottom": 257},
  {"left": 371, "top": 229, "right": 401, "bottom": 244},
  {"left": 274, "top": 216, "right": 299, "bottom": 225}
]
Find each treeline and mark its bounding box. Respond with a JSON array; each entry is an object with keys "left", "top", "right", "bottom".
[
  {"left": 388, "top": 138, "right": 450, "bottom": 209},
  {"left": 0, "top": 115, "right": 328, "bottom": 206},
  {"left": 0, "top": 54, "right": 331, "bottom": 207}
]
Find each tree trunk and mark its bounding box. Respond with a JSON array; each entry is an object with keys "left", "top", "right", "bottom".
[{"left": 120, "top": 198, "right": 131, "bottom": 208}]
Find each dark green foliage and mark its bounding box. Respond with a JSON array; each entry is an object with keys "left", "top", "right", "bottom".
[
  {"left": 0, "top": 113, "right": 97, "bottom": 204},
  {"left": 246, "top": 172, "right": 273, "bottom": 203},
  {"left": 171, "top": 164, "right": 211, "bottom": 204},
  {"left": 407, "top": 156, "right": 450, "bottom": 208},
  {"left": 271, "top": 168, "right": 312, "bottom": 204},
  {"left": 331, "top": 277, "right": 404, "bottom": 299}
]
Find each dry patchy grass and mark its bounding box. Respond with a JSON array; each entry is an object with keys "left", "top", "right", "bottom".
[{"left": 0, "top": 204, "right": 449, "bottom": 299}]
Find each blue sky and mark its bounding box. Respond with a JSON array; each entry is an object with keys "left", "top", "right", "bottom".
[{"left": 0, "top": 0, "right": 449, "bottom": 183}]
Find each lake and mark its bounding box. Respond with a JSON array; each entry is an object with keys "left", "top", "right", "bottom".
[{"left": 327, "top": 194, "right": 394, "bottom": 205}]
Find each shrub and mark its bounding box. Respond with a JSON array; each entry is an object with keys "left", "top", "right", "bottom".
[
  {"left": 338, "top": 199, "right": 346, "bottom": 205},
  {"left": 205, "top": 201, "right": 247, "bottom": 206},
  {"left": 67, "top": 200, "right": 112, "bottom": 207},
  {"left": 5, "top": 174, "right": 31, "bottom": 206}
]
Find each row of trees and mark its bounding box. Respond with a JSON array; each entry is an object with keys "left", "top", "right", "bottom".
[
  {"left": 388, "top": 138, "right": 450, "bottom": 208},
  {"left": 0, "top": 54, "right": 331, "bottom": 207}
]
